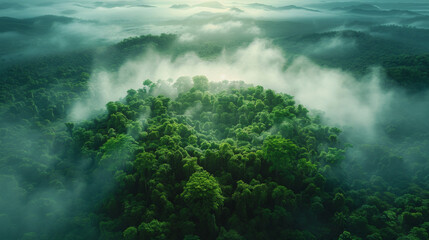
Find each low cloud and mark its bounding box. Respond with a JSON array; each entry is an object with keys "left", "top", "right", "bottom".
[
  {"left": 284, "top": 59, "right": 391, "bottom": 132},
  {"left": 201, "top": 21, "right": 243, "bottom": 33},
  {"left": 179, "top": 33, "right": 197, "bottom": 42},
  {"left": 306, "top": 36, "right": 357, "bottom": 56},
  {"left": 70, "top": 39, "right": 392, "bottom": 136},
  {"left": 0, "top": 18, "right": 131, "bottom": 62}
]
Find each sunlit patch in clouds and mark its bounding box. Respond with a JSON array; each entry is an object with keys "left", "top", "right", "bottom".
[
  {"left": 179, "top": 33, "right": 196, "bottom": 42},
  {"left": 201, "top": 21, "right": 243, "bottom": 33},
  {"left": 197, "top": 20, "right": 261, "bottom": 37}
]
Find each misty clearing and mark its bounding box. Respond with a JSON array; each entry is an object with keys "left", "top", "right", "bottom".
[{"left": 1, "top": 1, "right": 429, "bottom": 240}]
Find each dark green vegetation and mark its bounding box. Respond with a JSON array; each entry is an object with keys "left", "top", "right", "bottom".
[
  {"left": 0, "top": 15, "right": 91, "bottom": 64},
  {"left": 383, "top": 54, "right": 429, "bottom": 90},
  {"left": 276, "top": 27, "right": 429, "bottom": 91},
  {"left": 0, "top": 15, "right": 73, "bottom": 34},
  {"left": 1, "top": 34, "right": 429, "bottom": 240},
  {"left": 77, "top": 77, "right": 346, "bottom": 239}
]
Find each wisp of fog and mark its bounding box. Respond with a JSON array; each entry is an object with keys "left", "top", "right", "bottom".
[{"left": 71, "top": 39, "right": 392, "bottom": 137}]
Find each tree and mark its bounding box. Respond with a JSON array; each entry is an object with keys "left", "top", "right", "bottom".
[
  {"left": 174, "top": 76, "right": 193, "bottom": 94},
  {"left": 65, "top": 122, "right": 74, "bottom": 136},
  {"left": 99, "top": 134, "right": 137, "bottom": 171},
  {"left": 123, "top": 226, "right": 137, "bottom": 240},
  {"left": 333, "top": 192, "right": 346, "bottom": 210},
  {"left": 263, "top": 136, "right": 300, "bottom": 182},
  {"left": 338, "top": 231, "right": 353, "bottom": 240},
  {"left": 192, "top": 76, "right": 209, "bottom": 91},
  {"left": 108, "top": 112, "right": 128, "bottom": 133},
  {"left": 272, "top": 185, "right": 296, "bottom": 209},
  {"left": 181, "top": 170, "right": 224, "bottom": 218},
  {"left": 217, "top": 228, "right": 245, "bottom": 240},
  {"left": 138, "top": 219, "right": 169, "bottom": 240}
]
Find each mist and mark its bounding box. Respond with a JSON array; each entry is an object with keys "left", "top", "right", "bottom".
[
  {"left": 71, "top": 39, "right": 392, "bottom": 134},
  {"left": 2, "top": 0, "right": 428, "bottom": 63}
]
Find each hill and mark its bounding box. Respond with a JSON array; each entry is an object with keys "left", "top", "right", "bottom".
[{"left": 1, "top": 34, "right": 429, "bottom": 240}]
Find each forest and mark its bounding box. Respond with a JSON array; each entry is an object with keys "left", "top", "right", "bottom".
[{"left": 1, "top": 1, "right": 429, "bottom": 240}]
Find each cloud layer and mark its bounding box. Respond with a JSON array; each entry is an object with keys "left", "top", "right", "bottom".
[{"left": 70, "top": 39, "right": 392, "bottom": 137}]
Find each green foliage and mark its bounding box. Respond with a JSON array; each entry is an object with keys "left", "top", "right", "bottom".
[
  {"left": 182, "top": 170, "right": 224, "bottom": 218},
  {"left": 123, "top": 226, "right": 138, "bottom": 240},
  {"left": 277, "top": 29, "right": 429, "bottom": 91},
  {"left": 384, "top": 54, "right": 429, "bottom": 90},
  {"left": 138, "top": 219, "right": 169, "bottom": 240},
  {"left": 66, "top": 78, "right": 349, "bottom": 239},
  {"left": 192, "top": 76, "right": 209, "bottom": 92},
  {"left": 338, "top": 231, "right": 353, "bottom": 240},
  {"left": 263, "top": 137, "right": 300, "bottom": 173},
  {"left": 99, "top": 134, "right": 137, "bottom": 171},
  {"left": 2, "top": 30, "right": 429, "bottom": 239}
]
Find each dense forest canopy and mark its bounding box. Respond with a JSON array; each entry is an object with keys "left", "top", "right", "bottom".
[{"left": 1, "top": 1, "right": 429, "bottom": 240}]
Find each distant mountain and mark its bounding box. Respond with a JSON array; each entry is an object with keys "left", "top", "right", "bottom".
[
  {"left": 332, "top": 4, "right": 421, "bottom": 17},
  {"left": 61, "top": 9, "right": 78, "bottom": 15},
  {"left": 333, "top": 4, "right": 381, "bottom": 11},
  {"left": 0, "top": 15, "right": 74, "bottom": 33},
  {"left": 247, "top": 3, "right": 318, "bottom": 12},
  {"left": 194, "top": 1, "right": 225, "bottom": 9},
  {"left": 171, "top": 2, "right": 226, "bottom": 10},
  {"left": 230, "top": 7, "right": 244, "bottom": 13},
  {"left": 76, "top": 2, "right": 154, "bottom": 9},
  {"left": 349, "top": 9, "right": 421, "bottom": 17},
  {"left": 187, "top": 11, "right": 221, "bottom": 19},
  {"left": 0, "top": 3, "right": 27, "bottom": 10},
  {"left": 136, "top": 4, "right": 155, "bottom": 8},
  {"left": 401, "top": 15, "right": 429, "bottom": 25},
  {"left": 170, "top": 4, "right": 190, "bottom": 9},
  {"left": 247, "top": 3, "right": 276, "bottom": 11},
  {"left": 278, "top": 5, "right": 319, "bottom": 12}
]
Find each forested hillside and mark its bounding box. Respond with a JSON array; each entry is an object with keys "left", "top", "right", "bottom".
[
  {"left": 71, "top": 77, "right": 346, "bottom": 239},
  {"left": 276, "top": 29, "right": 429, "bottom": 91},
  {"left": 1, "top": 7, "right": 429, "bottom": 238}
]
